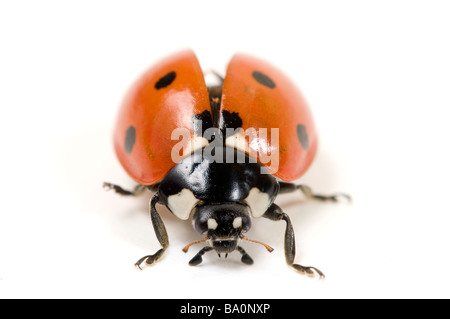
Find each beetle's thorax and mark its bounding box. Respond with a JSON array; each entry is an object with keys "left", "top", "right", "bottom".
[{"left": 157, "top": 146, "right": 279, "bottom": 221}]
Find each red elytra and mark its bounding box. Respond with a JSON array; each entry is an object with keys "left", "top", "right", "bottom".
[{"left": 114, "top": 50, "right": 317, "bottom": 185}]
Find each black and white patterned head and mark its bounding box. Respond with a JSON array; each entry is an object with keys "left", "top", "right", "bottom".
[{"left": 192, "top": 203, "right": 251, "bottom": 253}]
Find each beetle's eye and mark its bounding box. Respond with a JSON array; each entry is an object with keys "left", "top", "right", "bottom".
[
  {"left": 241, "top": 215, "right": 251, "bottom": 232},
  {"left": 194, "top": 218, "right": 208, "bottom": 234}
]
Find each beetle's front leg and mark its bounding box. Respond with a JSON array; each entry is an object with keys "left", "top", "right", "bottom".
[
  {"left": 263, "top": 203, "right": 325, "bottom": 279},
  {"left": 135, "top": 193, "right": 169, "bottom": 269}
]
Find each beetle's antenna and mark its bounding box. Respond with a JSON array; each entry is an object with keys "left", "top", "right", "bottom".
[
  {"left": 241, "top": 236, "right": 274, "bottom": 252},
  {"left": 182, "top": 238, "right": 209, "bottom": 253}
]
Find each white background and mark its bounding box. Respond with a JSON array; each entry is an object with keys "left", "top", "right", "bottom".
[{"left": 1, "top": 1, "right": 449, "bottom": 299}]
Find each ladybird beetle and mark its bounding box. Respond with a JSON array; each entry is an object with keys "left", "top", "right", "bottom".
[{"left": 104, "top": 50, "right": 349, "bottom": 278}]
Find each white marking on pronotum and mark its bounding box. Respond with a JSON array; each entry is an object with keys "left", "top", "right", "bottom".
[
  {"left": 171, "top": 128, "right": 209, "bottom": 163},
  {"left": 232, "top": 217, "right": 242, "bottom": 229},
  {"left": 245, "top": 187, "right": 271, "bottom": 218},
  {"left": 182, "top": 136, "right": 209, "bottom": 158},
  {"left": 207, "top": 218, "right": 218, "bottom": 230},
  {"left": 167, "top": 188, "right": 199, "bottom": 220},
  {"left": 225, "top": 132, "right": 248, "bottom": 156}
]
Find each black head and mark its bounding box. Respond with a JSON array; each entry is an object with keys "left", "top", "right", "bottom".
[{"left": 192, "top": 202, "right": 251, "bottom": 253}]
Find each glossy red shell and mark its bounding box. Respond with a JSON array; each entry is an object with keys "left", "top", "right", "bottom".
[
  {"left": 114, "top": 50, "right": 317, "bottom": 185},
  {"left": 221, "top": 54, "right": 317, "bottom": 181},
  {"left": 114, "top": 50, "right": 210, "bottom": 185}
]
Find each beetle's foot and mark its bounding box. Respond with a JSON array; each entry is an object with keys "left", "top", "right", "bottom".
[
  {"left": 237, "top": 246, "right": 254, "bottom": 265},
  {"left": 297, "top": 185, "right": 351, "bottom": 203},
  {"left": 188, "top": 254, "right": 204, "bottom": 266},
  {"left": 325, "top": 192, "right": 352, "bottom": 203},
  {"left": 104, "top": 182, "right": 147, "bottom": 196},
  {"left": 103, "top": 182, "right": 134, "bottom": 196},
  {"left": 297, "top": 185, "right": 352, "bottom": 203},
  {"left": 240, "top": 253, "right": 254, "bottom": 265},
  {"left": 103, "top": 182, "right": 114, "bottom": 191},
  {"left": 135, "top": 249, "right": 165, "bottom": 270},
  {"left": 292, "top": 264, "right": 325, "bottom": 279},
  {"left": 188, "top": 246, "right": 213, "bottom": 266}
]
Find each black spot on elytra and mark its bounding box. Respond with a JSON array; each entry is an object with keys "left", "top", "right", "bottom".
[
  {"left": 220, "top": 110, "right": 243, "bottom": 138},
  {"left": 296, "top": 124, "right": 309, "bottom": 150},
  {"left": 192, "top": 110, "right": 213, "bottom": 137},
  {"left": 124, "top": 126, "right": 136, "bottom": 154},
  {"left": 155, "top": 71, "right": 176, "bottom": 89},
  {"left": 252, "top": 71, "right": 276, "bottom": 89}
]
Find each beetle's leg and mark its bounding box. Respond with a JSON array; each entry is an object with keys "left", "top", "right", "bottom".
[
  {"left": 278, "top": 182, "right": 351, "bottom": 203},
  {"left": 237, "top": 246, "right": 254, "bottom": 265},
  {"left": 135, "top": 193, "right": 169, "bottom": 269},
  {"left": 103, "top": 182, "right": 148, "bottom": 196},
  {"left": 188, "top": 246, "right": 214, "bottom": 266},
  {"left": 263, "top": 203, "right": 325, "bottom": 279}
]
